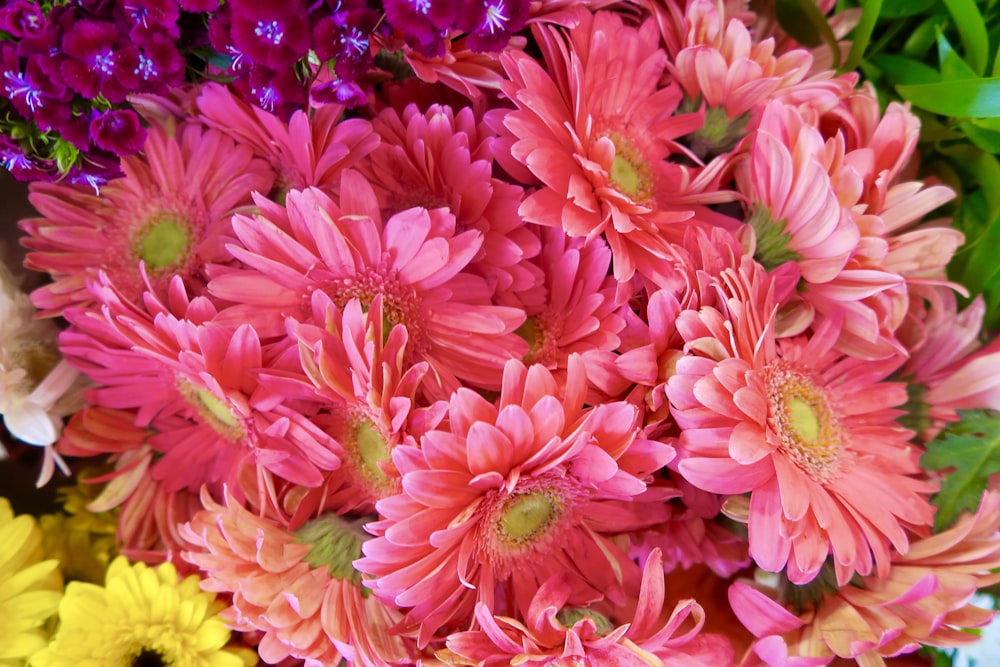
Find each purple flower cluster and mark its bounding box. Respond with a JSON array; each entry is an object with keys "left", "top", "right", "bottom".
[
  {"left": 0, "top": 0, "right": 197, "bottom": 186},
  {"left": 383, "top": 0, "right": 529, "bottom": 57},
  {"left": 206, "top": 0, "right": 383, "bottom": 115}
]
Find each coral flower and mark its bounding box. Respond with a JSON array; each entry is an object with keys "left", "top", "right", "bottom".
[
  {"left": 730, "top": 492, "right": 1000, "bottom": 666},
  {"left": 181, "top": 490, "right": 413, "bottom": 667},
  {"left": 440, "top": 549, "right": 734, "bottom": 667},
  {"left": 497, "top": 9, "right": 704, "bottom": 286},
  {"left": 357, "top": 356, "right": 675, "bottom": 646},
  {"left": 195, "top": 82, "right": 378, "bottom": 195},
  {"left": 358, "top": 102, "right": 541, "bottom": 294},
  {"left": 207, "top": 177, "right": 528, "bottom": 395},
  {"left": 31, "top": 556, "right": 252, "bottom": 667},
  {"left": 21, "top": 118, "right": 274, "bottom": 315},
  {"left": 665, "top": 259, "right": 936, "bottom": 585}
]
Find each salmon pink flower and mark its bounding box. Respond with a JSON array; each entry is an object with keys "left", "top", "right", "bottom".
[
  {"left": 207, "top": 177, "right": 528, "bottom": 396},
  {"left": 497, "top": 9, "right": 704, "bottom": 286},
  {"left": 356, "top": 356, "right": 675, "bottom": 646},
  {"left": 182, "top": 490, "right": 414, "bottom": 666},
  {"left": 665, "top": 259, "right": 936, "bottom": 585},
  {"left": 21, "top": 119, "right": 274, "bottom": 316},
  {"left": 441, "top": 549, "right": 734, "bottom": 667},
  {"left": 730, "top": 492, "right": 1000, "bottom": 665}
]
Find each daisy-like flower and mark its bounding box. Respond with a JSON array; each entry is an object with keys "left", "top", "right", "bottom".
[
  {"left": 181, "top": 490, "right": 413, "bottom": 667},
  {"left": 0, "top": 263, "right": 82, "bottom": 485},
  {"left": 665, "top": 258, "right": 936, "bottom": 585},
  {"left": 0, "top": 497, "right": 63, "bottom": 665},
  {"left": 497, "top": 9, "right": 703, "bottom": 286},
  {"left": 356, "top": 356, "right": 675, "bottom": 645},
  {"left": 20, "top": 118, "right": 274, "bottom": 315},
  {"left": 358, "top": 102, "right": 541, "bottom": 295},
  {"left": 207, "top": 177, "right": 528, "bottom": 395},
  {"left": 31, "top": 556, "right": 253, "bottom": 667},
  {"left": 59, "top": 272, "right": 343, "bottom": 496},
  {"left": 267, "top": 292, "right": 446, "bottom": 512},
  {"left": 195, "top": 82, "right": 378, "bottom": 196},
  {"left": 440, "top": 549, "right": 734, "bottom": 666},
  {"left": 730, "top": 492, "right": 1000, "bottom": 666}
]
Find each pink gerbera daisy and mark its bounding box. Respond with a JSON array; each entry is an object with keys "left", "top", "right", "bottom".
[
  {"left": 497, "top": 9, "right": 705, "bottom": 286},
  {"left": 664, "top": 258, "right": 936, "bottom": 585},
  {"left": 262, "top": 292, "right": 447, "bottom": 514},
  {"left": 730, "top": 492, "right": 1000, "bottom": 666},
  {"left": 182, "top": 490, "right": 414, "bottom": 667},
  {"left": 358, "top": 102, "right": 541, "bottom": 295},
  {"left": 441, "top": 549, "right": 734, "bottom": 667},
  {"left": 21, "top": 118, "right": 274, "bottom": 316},
  {"left": 356, "top": 356, "right": 675, "bottom": 646},
  {"left": 195, "top": 82, "right": 378, "bottom": 196},
  {"left": 59, "top": 273, "right": 342, "bottom": 499},
  {"left": 207, "top": 176, "right": 528, "bottom": 396}
]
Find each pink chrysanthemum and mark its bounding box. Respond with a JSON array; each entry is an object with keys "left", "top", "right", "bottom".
[
  {"left": 730, "top": 492, "right": 1000, "bottom": 666},
  {"left": 182, "top": 490, "right": 414, "bottom": 667},
  {"left": 356, "top": 356, "right": 675, "bottom": 646},
  {"left": 358, "top": 102, "right": 541, "bottom": 295},
  {"left": 195, "top": 82, "right": 378, "bottom": 195},
  {"left": 263, "top": 292, "right": 447, "bottom": 514},
  {"left": 497, "top": 9, "right": 706, "bottom": 286},
  {"left": 665, "top": 259, "right": 936, "bottom": 585},
  {"left": 59, "top": 273, "right": 342, "bottom": 497},
  {"left": 21, "top": 119, "right": 274, "bottom": 316},
  {"left": 441, "top": 549, "right": 734, "bottom": 667},
  {"left": 207, "top": 177, "right": 528, "bottom": 396}
]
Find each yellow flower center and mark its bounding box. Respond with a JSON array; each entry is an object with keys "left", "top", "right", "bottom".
[
  {"left": 130, "top": 647, "right": 170, "bottom": 667},
  {"left": 134, "top": 216, "right": 190, "bottom": 270},
  {"left": 9, "top": 339, "right": 59, "bottom": 393},
  {"left": 765, "top": 361, "right": 846, "bottom": 483},
  {"left": 499, "top": 492, "right": 557, "bottom": 542},
  {"left": 604, "top": 133, "right": 654, "bottom": 203},
  {"left": 177, "top": 379, "right": 244, "bottom": 441}
]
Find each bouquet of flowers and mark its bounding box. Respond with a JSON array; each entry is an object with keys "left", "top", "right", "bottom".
[{"left": 3, "top": 1, "right": 1000, "bottom": 666}]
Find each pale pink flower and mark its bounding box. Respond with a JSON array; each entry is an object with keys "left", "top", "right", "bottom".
[
  {"left": 59, "top": 273, "right": 342, "bottom": 497},
  {"left": 358, "top": 102, "right": 541, "bottom": 294},
  {"left": 182, "top": 490, "right": 414, "bottom": 667},
  {"left": 665, "top": 258, "right": 936, "bottom": 585},
  {"left": 496, "top": 9, "right": 707, "bottom": 286},
  {"left": 356, "top": 356, "right": 674, "bottom": 646},
  {"left": 207, "top": 178, "right": 528, "bottom": 396},
  {"left": 730, "top": 492, "right": 1000, "bottom": 666},
  {"left": 441, "top": 549, "right": 734, "bottom": 667},
  {"left": 195, "top": 82, "right": 378, "bottom": 195},
  {"left": 21, "top": 119, "right": 274, "bottom": 316}
]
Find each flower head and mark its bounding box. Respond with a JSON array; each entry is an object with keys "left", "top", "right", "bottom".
[{"left": 31, "top": 556, "right": 253, "bottom": 667}]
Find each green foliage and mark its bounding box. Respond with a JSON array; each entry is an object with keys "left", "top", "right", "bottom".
[
  {"left": 921, "top": 410, "right": 1000, "bottom": 531},
  {"left": 828, "top": 0, "right": 1000, "bottom": 332}
]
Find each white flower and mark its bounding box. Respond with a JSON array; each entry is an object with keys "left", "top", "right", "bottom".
[
  {"left": 0, "top": 263, "right": 83, "bottom": 484},
  {"left": 951, "top": 593, "right": 1000, "bottom": 667}
]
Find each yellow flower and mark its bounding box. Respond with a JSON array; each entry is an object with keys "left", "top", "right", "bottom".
[
  {"left": 39, "top": 472, "right": 119, "bottom": 584},
  {"left": 0, "top": 497, "right": 62, "bottom": 667},
  {"left": 30, "top": 557, "right": 253, "bottom": 667}
]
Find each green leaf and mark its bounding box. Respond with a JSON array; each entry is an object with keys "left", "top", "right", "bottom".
[
  {"left": 870, "top": 54, "right": 941, "bottom": 85},
  {"left": 921, "top": 410, "right": 1000, "bottom": 531},
  {"left": 843, "top": 0, "right": 883, "bottom": 73},
  {"left": 959, "top": 119, "right": 1000, "bottom": 153},
  {"left": 937, "top": 29, "right": 978, "bottom": 80},
  {"left": 879, "top": 0, "right": 938, "bottom": 18},
  {"left": 775, "top": 0, "right": 841, "bottom": 69},
  {"left": 896, "top": 78, "right": 1000, "bottom": 117},
  {"left": 942, "top": 0, "right": 989, "bottom": 75}
]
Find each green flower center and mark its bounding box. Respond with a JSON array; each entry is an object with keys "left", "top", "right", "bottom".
[
  {"left": 499, "top": 492, "right": 556, "bottom": 542},
  {"left": 9, "top": 340, "right": 59, "bottom": 392},
  {"left": 605, "top": 133, "right": 653, "bottom": 203},
  {"left": 295, "top": 514, "right": 369, "bottom": 582},
  {"left": 765, "top": 361, "right": 846, "bottom": 483},
  {"left": 135, "top": 216, "right": 190, "bottom": 270},
  {"left": 556, "top": 608, "right": 614, "bottom": 635},
  {"left": 177, "top": 379, "right": 244, "bottom": 441},
  {"left": 354, "top": 419, "right": 391, "bottom": 484},
  {"left": 747, "top": 206, "right": 801, "bottom": 271},
  {"left": 682, "top": 103, "right": 751, "bottom": 160}
]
